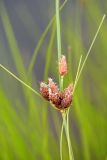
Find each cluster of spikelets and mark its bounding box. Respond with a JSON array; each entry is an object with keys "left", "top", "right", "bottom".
[{"left": 40, "top": 55, "right": 73, "bottom": 111}]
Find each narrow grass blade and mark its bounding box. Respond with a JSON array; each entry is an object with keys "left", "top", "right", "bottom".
[
  {"left": 0, "top": 64, "right": 40, "bottom": 97},
  {"left": 74, "top": 14, "right": 106, "bottom": 90},
  {"left": 73, "top": 55, "right": 83, "bottom": 94}
]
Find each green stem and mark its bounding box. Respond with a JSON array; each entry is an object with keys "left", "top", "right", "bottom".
[
  {"left": 62, "top": 112, "right": 74, "bottom": 160},
  {"left": 60, "top": 119, "right": 64, "bottom": 160},
  {"left": 73, "top": 55, "right": 83, "bottom": 94},
  {"left": 56, "top": 0, "right": 62, "bottom": 60},
  {"left": 56, "top": 0, "right": 62, "bottom": 89},
  {"left": 60, "top": 76, "right": 64, "bottom": 91},
  {"left": 66, "top": 111, "right": 74, "bottom": 160},
  {"left": 55, "top": 0, "right": 74, "bottom": 159},
  {"left": 55, "top": 1, "right": 65, "bottom": 159}
]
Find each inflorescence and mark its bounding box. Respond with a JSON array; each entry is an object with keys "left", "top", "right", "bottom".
[{"left": 40, "top": 55, "right": 73, "bottom": 111}]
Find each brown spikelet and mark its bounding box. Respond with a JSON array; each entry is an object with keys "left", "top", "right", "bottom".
[
  {"left": 59, "top": 55, "right": 67, "bottom": 76},
  {"left": 61, "top": 84, "right": 73, "bottom": 109},
  {"left": 40, "top": 82, "right": 49, "bottom": 100},
  {"left": 48, "top": 78, "right": 59, "bottom": 93},
  {"left": 48, "top": 78, "right": 61, "bottom": 105}
]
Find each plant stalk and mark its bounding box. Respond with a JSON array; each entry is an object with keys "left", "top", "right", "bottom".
[
  {"left": 56, "top": 0, "right": 74, "bottom": 159},
  {"left": 56, "top": 0, "right": 62, "bottom": 89},
  {"left": 62, "top": 112, "right": 74, "bottom": 160}
]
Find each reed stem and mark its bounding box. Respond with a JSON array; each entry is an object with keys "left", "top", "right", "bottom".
[{"left": 56, "top": 0, "right": 74, "bottom": 159}]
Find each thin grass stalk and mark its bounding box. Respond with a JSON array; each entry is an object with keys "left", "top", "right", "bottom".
[
  {"left": 62, "top": 112, "right": 73, "bottom": 160},
  {"left": 0, "top": 64, "right": 40, "bottom": 97},
  {"left": 60, "top": 119, "right": 64, "bottom": 160},
  {"left": 60, "top": 76, "right": 64, "bottom": 91},
  {"left": 56, "top": 0, "right": 62, "bottom": 61},
  {"left": 63, "top": 55, "right": 83, "bottom": 160},
  {"left": 55, "top": 0, "right": 64, "bottom": 159},
  {"left": 73, "top": 14, "right": 106, "bottom": 92},
  {"left": 73, "top": 55, "right": 83, "bottom": 94},
  {"left": 56, "top": 0, "right": 62, "bottom": 89},
  {"left": 66, "top": 111, "right": 74, "bottom": 160},
  {"left": 55, "top": 0, "right": 74, "bottom": 159}
]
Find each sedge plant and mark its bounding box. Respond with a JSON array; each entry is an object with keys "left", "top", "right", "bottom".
[{"left": 0, "top": 0, "right": 106, "bottom": 160}]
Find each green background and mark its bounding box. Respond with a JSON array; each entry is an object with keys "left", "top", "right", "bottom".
[{"left": 0, "top": 0, "right": 107, "bottom": 159}]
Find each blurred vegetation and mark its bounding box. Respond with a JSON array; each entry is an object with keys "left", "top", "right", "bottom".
[{"left": 0, "top": 0, "right": 107, "bottom": 160}]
